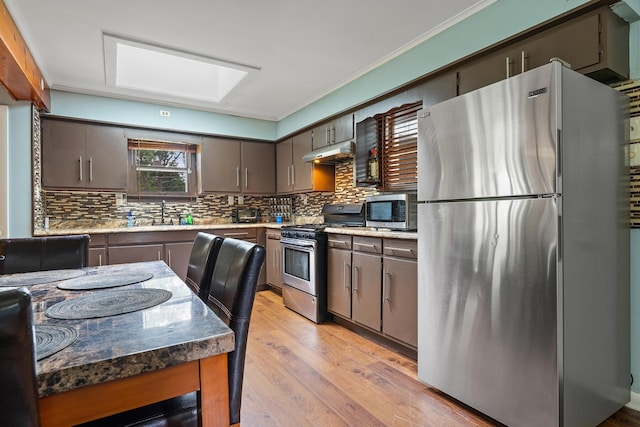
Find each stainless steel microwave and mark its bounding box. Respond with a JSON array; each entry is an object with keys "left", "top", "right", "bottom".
[{"left": 365, "top": 193, "right": 417, "bottom": 230}]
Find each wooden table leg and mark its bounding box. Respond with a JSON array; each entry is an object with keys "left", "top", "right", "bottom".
[{"left": 199, "top": 354, "right": 230, "bottom": 427}]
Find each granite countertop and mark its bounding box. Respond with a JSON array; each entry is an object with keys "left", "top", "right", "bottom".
[
  {"left": 35, "top": 221, "right": 417, "bottom": 239},
  {"left": 27, "top": 260, "right": 234, "bottom": 397}
]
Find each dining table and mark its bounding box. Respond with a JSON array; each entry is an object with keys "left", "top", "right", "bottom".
[{"left": 6, "top": 260, "right": 235, "bottom": 427}]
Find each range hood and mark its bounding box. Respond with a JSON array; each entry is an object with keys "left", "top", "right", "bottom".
[{"left": 302, "top": 140, "right": 354, "bottom": 163}]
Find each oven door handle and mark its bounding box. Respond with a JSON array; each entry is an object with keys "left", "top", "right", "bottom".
[{"left": 280, "top": 237, "right": 317, "bottom": 249}]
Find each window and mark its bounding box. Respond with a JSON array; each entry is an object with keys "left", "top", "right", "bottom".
[
  {"left": 128, "top": 139, "right": 197, "bottom": 197},
  {"left": 377, "top": 102, "right": 421, "bottom": 191}
]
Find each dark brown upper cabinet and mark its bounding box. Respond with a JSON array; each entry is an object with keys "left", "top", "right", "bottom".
[
  {"left": 200, "top": 137, "right": 275, "bottom": 195},
  {"left": 42, "top": 120, "right": 127, "bottom": 191},
  {"left": 458, "top": 6, "right": 628, "bottom": 95},
  {"left": 311, "top": 114, "right": 354, "bottom": 150}
]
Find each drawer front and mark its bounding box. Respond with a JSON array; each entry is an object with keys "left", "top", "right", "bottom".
[
  {"left": 383, "top": 239, "right": 417, "bottom": 259},
  {"left": 108, "top": 230, "right": 201, "bottom": 245},
  {"left": 216, "top": 228, "right": 257, "bottom": 240},
  {"left": 352, "top": 236, "right": 382, "bottom": 254},
  {"left": 266, "top": 230, "right": 281, "bottom": 240},
  {"left": 89, "top": 234, "right": 107, "bottom": 246},
  {"left": 328, "top": 233, "right": 352, "bottom": 249}
]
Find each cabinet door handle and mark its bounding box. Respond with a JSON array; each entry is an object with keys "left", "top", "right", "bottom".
[
  {"left": 353, "top": 265, "right": 359, "bottom": 294},
  {"left": 291, "top": 165, "right": 295, "bottom": 187},
  {"left": 383, "top": 270, "right": 392, "bottom": 303},
  {"left": 287, "top": 165, "right": 291, "bottom": 186},
  {"left": 79, "top": 156, "right": 83, "bottom": 181},
  {"left": 325, "top": 127, "right": 330, "bottom": 145},
  {"left": 521, "top": 51, "right": 527, "bottom": 74},
  {"left": 245, "top": 167, "right": 248, "bottom": 189},
  {"left": 236, "top": 166, "right": 240, "bottom": 187},
  {"left": 98, "top": 254, "right": 102, "bottom": 266},
  {"left": 343, "top": 261, "right": 348, "bottom": 290},
  {"left": 505, "top": 56, "right": 511, "bottom": 79},
  {"left": 272, "top": 247, "right": 277, "bottom": 270},
  {"left": 330, "top": 127, "right": 335, "bottom": 144},
  {"left": 167, "top": 249, "right": 172, "bottom": 266},
  {"left": 89, "top": 157, "right": 93, "bottom": 181}
]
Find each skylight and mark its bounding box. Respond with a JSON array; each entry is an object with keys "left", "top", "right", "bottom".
[{"left": 103, "top": 34, "right": 257, "bottom": 104}]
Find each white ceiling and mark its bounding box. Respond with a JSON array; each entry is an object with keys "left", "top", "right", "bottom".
[{"left": 5, "top": 0, "right": 492, "bottom": 121}]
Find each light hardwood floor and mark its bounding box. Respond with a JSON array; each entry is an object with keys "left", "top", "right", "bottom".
[{"left": 240, "top": 290, "right": 640, "bottom": 427}]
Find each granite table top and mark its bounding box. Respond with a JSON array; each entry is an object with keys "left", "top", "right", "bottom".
[{"left": 23, "top": 260, "right": 235, "bottom": 398}]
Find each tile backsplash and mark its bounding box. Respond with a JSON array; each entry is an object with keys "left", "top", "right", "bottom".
[{"left": 36, "top": 160, "right": 377, "bottom": 231}]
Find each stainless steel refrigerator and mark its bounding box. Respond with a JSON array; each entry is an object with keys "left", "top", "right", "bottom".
[{"left": 416, "top": 61, "right": 629, "bottom": 427}]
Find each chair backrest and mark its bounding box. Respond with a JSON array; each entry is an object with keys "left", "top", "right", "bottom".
[
  {"left": 0, "top": 287, "right": 40, "bottom": 426},
  {"left": 184, "top": 233, "right": 224, "bottom": 301},
  {"left": 206, "top": 238, "right": 265, "bottom": 426},
  {"left": 0, "top": 234, "right": 90, "bottom": 274}
]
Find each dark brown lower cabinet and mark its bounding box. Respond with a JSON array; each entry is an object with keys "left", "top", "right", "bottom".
[
  {"left": 382, "top": 257, "right": 417, "bottom": 346},
  {"left": 165, "top": 241, "right": 195, "bottom": 281},
  {"left": 327, "top": 233, "right": 417, "bottom": 350},
  {"left": 327, "top": 235, "right": 352, "bottom": 318},
  {"left": 352, "top": 246, "right": 382, "bottom": 331},
  {"left": 265, "top": 230, "right": 282, "bottom": 289}
]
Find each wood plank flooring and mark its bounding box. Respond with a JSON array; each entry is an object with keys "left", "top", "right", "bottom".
[{"left": 241, "top": 290, "right": 640, "bottom": 427}]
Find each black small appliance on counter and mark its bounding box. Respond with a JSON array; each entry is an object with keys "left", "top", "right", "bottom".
[{"left": 231, "top": 208, "right": 261, "bottom": 223}]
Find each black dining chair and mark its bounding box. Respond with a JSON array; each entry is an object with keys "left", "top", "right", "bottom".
[
  {"left": 0, "top": 234, "right": 90, "bottom": 274},
  {"left": 184, "top": 232, "right": 224, "bottom": 302},
  {"left": 80, "top": 238, "right": 266, "bottom": 427},
  {"left": 0, "top": 287, "right": 40, "bottom": 426}
]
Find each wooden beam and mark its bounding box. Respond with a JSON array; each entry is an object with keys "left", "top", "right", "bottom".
[{"left": 0, "top": 0, "right": 50, "bottom": 111}]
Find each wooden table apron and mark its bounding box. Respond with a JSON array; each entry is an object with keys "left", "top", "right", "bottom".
[{"left": 25, "top": 260, "right": 234, "bottom": 427}]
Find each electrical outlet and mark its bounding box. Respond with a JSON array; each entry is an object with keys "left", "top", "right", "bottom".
[
  {"left": 630, "top": 142, "right": 640, "bottom": 167},
  {"left": 228, "top": 195, "right": 234, "bottom": 206},
  {"left": 631, "top": 117, "right": 640, "bottom": 141},
  {"left": 160, "top": 110, "right": 171, "bottom": 117},
  {"left": 238, "top": 195, "right": 244, "bottom": 205},
  {"left": 115, "top": 193, "right": 126, "bottom": 206}
]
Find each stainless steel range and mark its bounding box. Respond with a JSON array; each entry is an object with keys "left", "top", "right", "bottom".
[
  {"left": 280, "top": 224, "right": 328, "bottom": 323},
  {"left": 280, "top": 203, "right": 364, "bottom": 323}
]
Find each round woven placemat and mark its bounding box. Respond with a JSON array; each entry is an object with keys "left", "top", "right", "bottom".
[
  {"left": 0, "top": 269, "right": 86, "bottom": 287},
  {"left": 45, "top": 288, "right": 172, "bottom": 320},
  {"left": 35, "top": 325, "right": 78, "bottom": 360},
  {"left": 56, "top": 272, "right": 154, "bottom": 290}
]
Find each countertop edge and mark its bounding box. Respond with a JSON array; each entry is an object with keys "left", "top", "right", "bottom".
[{"left": 35, "top": 223, "right": 417, "bottom": 240}]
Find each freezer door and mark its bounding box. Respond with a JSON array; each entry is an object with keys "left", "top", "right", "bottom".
[
  {"left": 417, "top": 62, "right": 559, "bottom": 201},
  {"left": 417, "top": 197, "right": 559, "bottom": 427}
]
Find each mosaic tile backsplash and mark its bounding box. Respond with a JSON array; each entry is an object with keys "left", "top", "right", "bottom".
[{"left": 37, "top": 161, "right": 377, "bottom": 230}]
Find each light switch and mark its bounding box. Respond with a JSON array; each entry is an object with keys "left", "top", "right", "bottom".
[
  {"left": 228, "top": 195, "right": 234, "bottom": 205},
  {"left": 238, "top": 195, "right": 244, "bottom": 205}
]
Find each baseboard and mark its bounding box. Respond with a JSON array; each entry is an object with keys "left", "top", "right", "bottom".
[{"left": 627, "top": 390, "right": 640, "bottom": 411}]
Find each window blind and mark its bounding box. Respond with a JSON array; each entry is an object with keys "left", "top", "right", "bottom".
[{"left": 377, "top": 102, "right": 421, "bottom": 191}]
